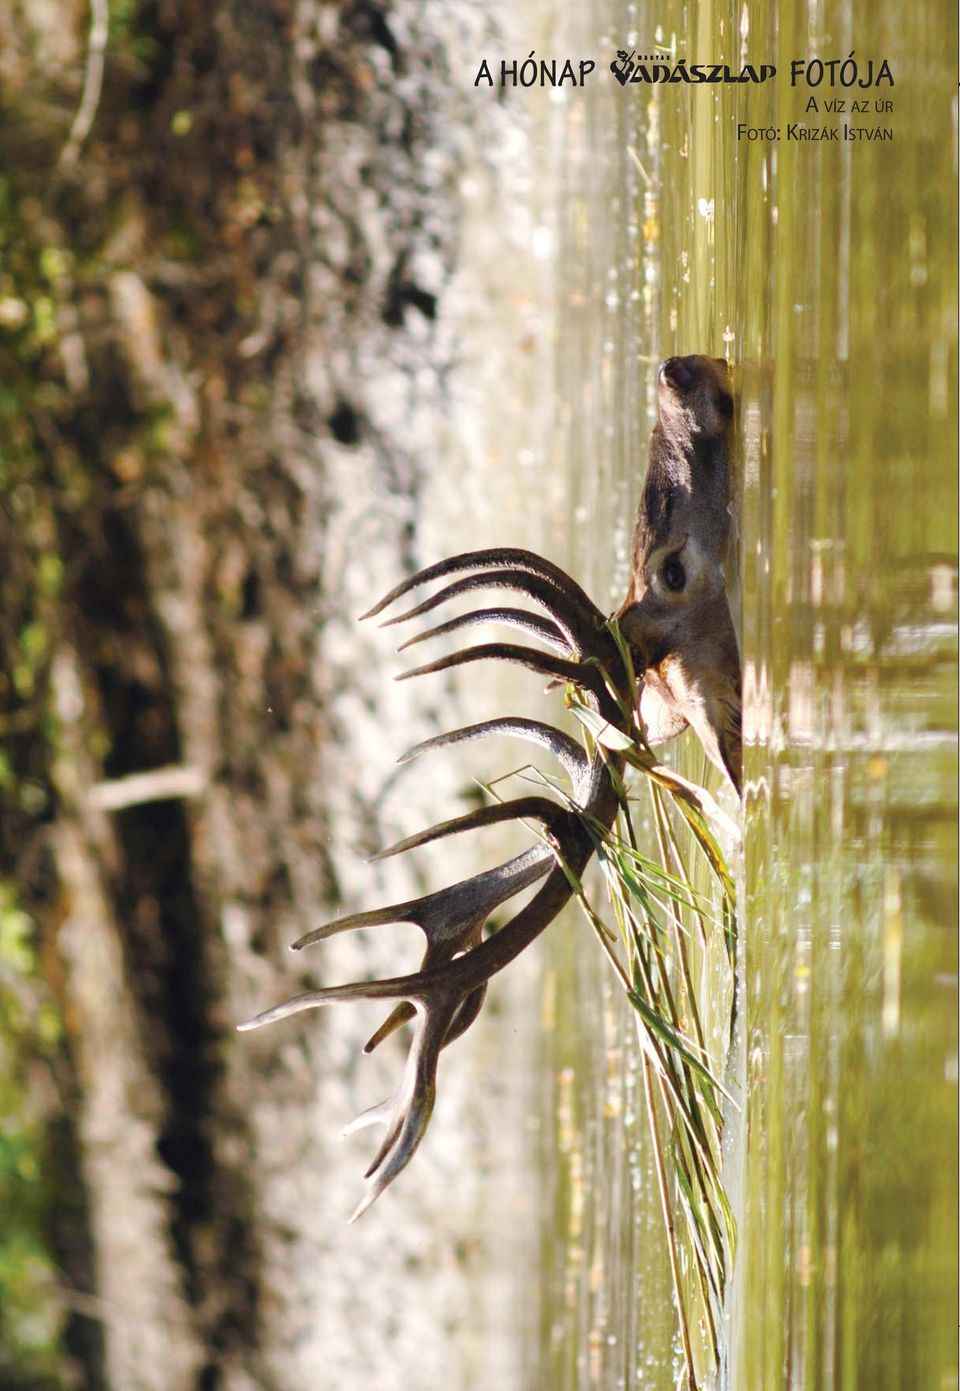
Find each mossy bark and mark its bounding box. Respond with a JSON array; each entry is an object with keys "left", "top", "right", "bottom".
[{"left": 1, "top": 3, "right": 537, "bottom": 1388}]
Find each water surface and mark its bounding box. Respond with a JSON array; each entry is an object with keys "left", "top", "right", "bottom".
[{"left": 525, "top": 1, "right": 957, "bottom": 1387}]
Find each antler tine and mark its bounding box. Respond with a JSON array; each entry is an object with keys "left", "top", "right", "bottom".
[
  {"left": 364, "top": 980, "right": 488, "bottom": 1057},
  {"left": 397, "top": 715, "right": 589, "bottom": 790},
  {"left": 361, "top": 1003, "right": 419, "bottom": 1054},
  {"left": 363, "top": 977, "right": 491, "bottom": 1056},
  {"left": 349, "top": 1006, "right": 453, "bottom": 1222},
  {"left": 342, "top": 1095, "right": 394, "bottom": 1138},
  {"left": 360, "top": 546, "right": 604, "bottom": 622},
  {"left": 396, "top": 641, "right": 608, "bottom": 702},
  {"left": 370, "top": 795, "right": 573, "bottom": 862},
  {"left": 289, "top": 903, "right": 420, "bottom": 949},
  {"left": 396, "top": 607, "right": 569, "bottom": 656},
  {"left": 290, "top": 844, "right": 549, "bottom": 953},
  {"left": 379, "top": 569, "right": 611, "bottom": 658},
  {"left": 237, "top": 972, "right": 418, "bottom": 1031}
]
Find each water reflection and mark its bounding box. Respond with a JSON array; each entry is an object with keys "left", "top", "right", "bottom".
[{"left": 529, "top": 0, "right": 957, "bottom": 1387}]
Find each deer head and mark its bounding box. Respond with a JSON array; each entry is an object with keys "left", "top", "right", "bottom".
[
  {"left": 618, "top": 355, "right": 741, "bottom": 793},
  {"left": 239, "top": 357, "right": 741, "bottom": 1218}
]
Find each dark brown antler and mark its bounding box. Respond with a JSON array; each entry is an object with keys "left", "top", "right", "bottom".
[
  {"left": 239, "top": 548, "right": 633, "bottom": 1220},
  {"left": 239, "top": 357, "right": 743, "bottom": 1221}
]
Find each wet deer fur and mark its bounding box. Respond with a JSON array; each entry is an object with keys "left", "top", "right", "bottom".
[{"left": 240, "top": 355, "right": 741, "bottom": 1219}]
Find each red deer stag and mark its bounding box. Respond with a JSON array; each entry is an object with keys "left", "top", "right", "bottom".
[{"left": 240, "top": 355, "right": 740, "bottom": 1220}]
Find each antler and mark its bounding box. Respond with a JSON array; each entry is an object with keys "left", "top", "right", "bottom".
[
  {"left": 239, "top": 359, "right": 742, "bottom": 1221},
  {"left": 239, "top": 548, "right": 634, "bottom": 1220}
]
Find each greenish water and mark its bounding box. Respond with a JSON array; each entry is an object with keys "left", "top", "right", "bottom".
[{"left": 530, "top": 1, "right": 957, "bottom": 1387}]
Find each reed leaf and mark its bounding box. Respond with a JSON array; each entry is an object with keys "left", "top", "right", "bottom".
[{"left": 560, "top": 618, "right": 739, "bottom": 1385}]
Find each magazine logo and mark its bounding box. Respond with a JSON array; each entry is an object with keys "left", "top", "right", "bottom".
[
  {"left": 611, "top": 51, "right": 775, "bottom": 85},
  {"left": 610, "top": 50, "right": 893, "bottom": 89}
]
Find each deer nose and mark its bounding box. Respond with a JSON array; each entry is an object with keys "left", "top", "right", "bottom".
[{"left": 659, "top": 357, "right": 696, "bottom": 391}]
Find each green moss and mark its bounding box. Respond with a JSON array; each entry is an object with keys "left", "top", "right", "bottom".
[
  {"left": 0, "top": 3, "right": 300, "bottom": 1380},
  {"left": 37, "top": 555, "right": 63, "bottom": 600},
  {"left": 0, "top": 890, "right": 63, "bottom": 1386}
]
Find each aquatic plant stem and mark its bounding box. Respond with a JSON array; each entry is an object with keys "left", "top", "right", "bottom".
[
  {"left": 492, "top": 654, "right": 735, "bottom": 1374},
  {"left": 643, "top": 1052, "right": 697, "bottom": 1390}
]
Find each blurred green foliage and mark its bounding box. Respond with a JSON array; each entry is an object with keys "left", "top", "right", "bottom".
[
  {"left": 2, "top": 0, "right": 333, "bottom": 1380},
  {"left": 0, "top": 221, "right": 67, "bottom": 1391},
  {"left": 0, "top": 24, "right": 80, "bottom": 1386},
  {"left": 0, "top": 886, "right": 63, "bottom": 1387}
]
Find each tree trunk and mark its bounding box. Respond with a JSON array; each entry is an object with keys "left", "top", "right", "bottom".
[{"left": 2, "top": 2, "right": 553, "bottom": 1387}]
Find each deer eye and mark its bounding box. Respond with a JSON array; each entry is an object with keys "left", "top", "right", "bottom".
[{"left": 662, "top": 555, "right": 686, "bottom": 592}]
